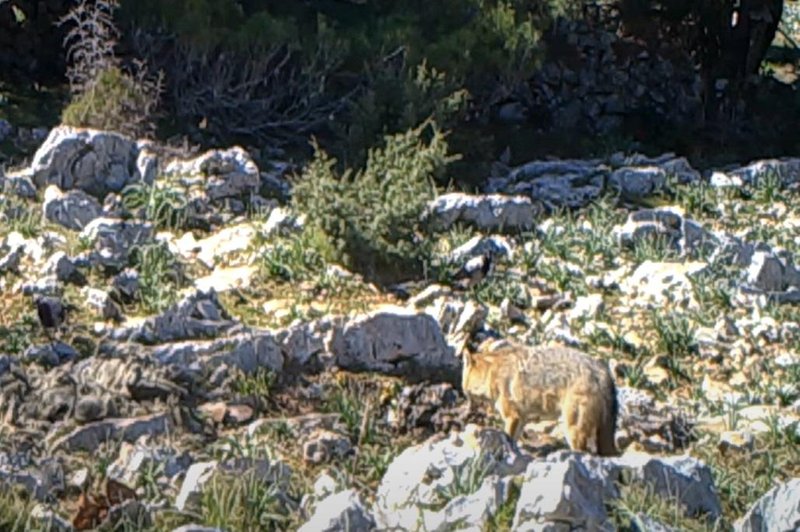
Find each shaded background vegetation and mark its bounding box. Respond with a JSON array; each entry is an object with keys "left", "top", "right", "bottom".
[{"left": 1, "top": 0, "right": 798, "bottom": 176}]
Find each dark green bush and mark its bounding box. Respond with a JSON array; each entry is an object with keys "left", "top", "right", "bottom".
[
  {"left": 291, "top": 118, "right": 459, "bottom": 282},
  {"left": 119, "top": 0, "right": 581, "bottom": 151},
  {"left": 331, "top": 58, "right": 469, "bottom": 168}
]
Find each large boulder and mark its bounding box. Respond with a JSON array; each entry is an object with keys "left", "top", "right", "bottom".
[
  {"left": 373, "top": 425, "right": 531, "bottom": 531},
  {"left": 734, "top": 478, "right": 800, "bottom": 532},
  {"left": 29, "top": 126, "right": 155, "bottom": 198},
  {"left": 423, "top": 193, "right": 540, "bottom": 233},
  {"left": 331, "top": 306, "right": 462, "bottom": 383}
]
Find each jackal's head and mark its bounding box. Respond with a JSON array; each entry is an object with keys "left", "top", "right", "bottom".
[{"left": 461, "top": 351, "right": 492, "bottom": 399}]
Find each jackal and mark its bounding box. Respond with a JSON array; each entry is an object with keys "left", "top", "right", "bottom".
[{"left": 461, "top": 341, "right": 618, "bottom": 456}]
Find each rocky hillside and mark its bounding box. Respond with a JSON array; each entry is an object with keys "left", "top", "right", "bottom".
[{"left": 0, "top": 125, "right": 799, "bottom": 531}]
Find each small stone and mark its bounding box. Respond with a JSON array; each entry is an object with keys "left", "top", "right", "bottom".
[
  {"left": 302, "top": 429, "right": 352, "bottom": 465},
  {"left": 718, "top": 431, "right": 755, "bottom": 455}
]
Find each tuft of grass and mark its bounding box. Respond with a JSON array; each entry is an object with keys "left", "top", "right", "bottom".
[
  {"left": 200, "top": 471, "right": 298, "bottom": 532},
  {"left": 321, "top": 378, "right": 369, "bottom": 441},
  {"left": 483, "top": 477, "right": 522, "bottom": 532},
  {"left": 631, "top": 232, "right": 679, "bottom": 263},
  {"left": 232, "top": 368, "right": 278, "bottom": 400},
  {"left": 693, "top": 428, "right": 800, "bottom": 523},
  {"left": 750, "top": 168, "right": 784, "bottom": 205},
  {"left": 0, "top": 314, "right": 39, "bottom": 354},
  {"left": 608, "top": 481, "right": 725, "bottom": 531},
  {"left": 129, "top": 242, "right": 183, "bottom": 314},
  {"left": 257, "top": 225, "right": 331, "bottom": 284},
  {"left": 535, "top": 259, "right": 587, "bottom": 295},
  {"left": 652, "top": 310, "right": 698, "bottom": 359},
  {"left": 473, "top": 271, "right": 530, "bottom": 308},
  {"left": 669, "top": 179, "right": 719, "bottom": 218},
  {"left": 425, "top": 450, "right": 496, "bottom": 512},
  {"left": 121, "top": 181, "right": 189, "bottom": 231},
  {"left": 0, "top": 486, "right": 37, "bottom": 532},
  {"left": 1, "top": 197, "right": 42, "bottom": 239}
]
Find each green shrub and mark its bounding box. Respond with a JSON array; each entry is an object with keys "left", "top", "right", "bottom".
[
  {"left": 332, "top": 58, "right": 469, "bottom": 169},
  {"left": 61, "top": 65, "right": 162, "bottom": 138},
  {"left": 291, "top": 119, "right": 458, "bottom": 282}
]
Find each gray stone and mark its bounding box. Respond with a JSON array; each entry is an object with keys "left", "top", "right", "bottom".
[
  {"left": 175, "top": 458, "right": 292, "bottom": 512},
  {"left": 112, "top": 289, "right": 236, "bottom": 344},
  {"left": 374, "top": 424, "right": 531, "bottom": 531},
  {"left": 24, "top": 342, "right": 79, "bottom": 368},
  {"left": 30, "top": 504, "right": 73, "bottom": 532},
  {"left": 424, "top": 475, "right": 515, "bottom": 532},
  {"left": 0, "top": 454, "right": 64, "bottom": 502},
  {"left": 302, "top": 429, "right": 352, "bottom": 465},
  {"left": 299, "top": 489, "right": 376, "bottom": 532},
  {"left": 0, "top": 244, "right": 23, "bottom": 274},
  {"left": 725, "top": 158, "right": 800, "bottom": 188},
  {"left": 614, "top": 207, "right": 719, "bottom": 257},
  {"left": 420, "top": 295, "right": 488, "bottom": 357},
  {"left": 81, "top": 286, "right": 124, "bottom": 322},
  {"left": 331, "top": 306, "right": 461, "bottom": 383},
  {"left": 107, "top": 442, "right": 193, "bottom": 487},
  {"left": 734, "top": 478, "right": 800, "bottom": 532},
  {"left": 744, "top": 249, "right": 800, "bottom": 293},
  {"left": 79, "top": 217, "right": 154, "bottom": 271},
  {"left": 150, "top": 331, "right": 285, "bottom": 378},
  {"left": 264, "top": 206, "right": 305, "bottom": 236},
  {"left": 616, "top": 452, "right": 722, "bottom": 519},
  {"left": 174, "top": 462, "right": 217, "bottom": 512},
  {"left": 44, "top": 251, "right": 87, "bottom": 286},
  {"left": 512, "top": 452, "right": 619, "bottom": 532},
  {"left": 423, "top": 193, "right": 541, "bottom": 233},
  {"left": 111, "top": 268, "right": 140, "bottom": 303},
  {"left": 43, "top": 185, "right": 103, "bottom": 231},
  {"left": 450, "top": 235, "right": 515, "bottom": 263},
  {"left": 0, "top": 173, "right": 37, "bottom": 199},
  {"left": 164, "top": 146, "right": 260, "bottom": 202},
  {"left": 49, "top": 413, "right": 173, "bottom": 453},
  {"left": 609, "top": 166, "right": 667, "bottom": 201},
  {"left": 30, "top": 126, "right": 152, "bottom": 198}
]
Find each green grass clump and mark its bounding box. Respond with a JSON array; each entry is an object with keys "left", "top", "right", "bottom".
[
  {"left": 129, "top": 242, "right": 184, "bottom": 314},
  {"left": 652, "top": 310, "right": 698, "bottom": 359},
  {"left": 200, "top": 471, "right": 297, "bottom": 532},
  {"left": 1, "top": 197, "right": 42, "bottom": 239},
  {"left": 61, "top": 66, "right": 161, "bottom": 139},
  {"left": 258, "top": 225, "right": 332, "bottom": 284},
  {"left": 0, "top": 486, "right": 37, "bottom": 532},
  {"left": 121, "top": 181, "right": 189, "bottom": 232},
  {"left": 608, "top": 481, "right": 724, "bottom": 531},
  {"left": 693, "top": 426, "right": 800, "bottom": 524}
]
